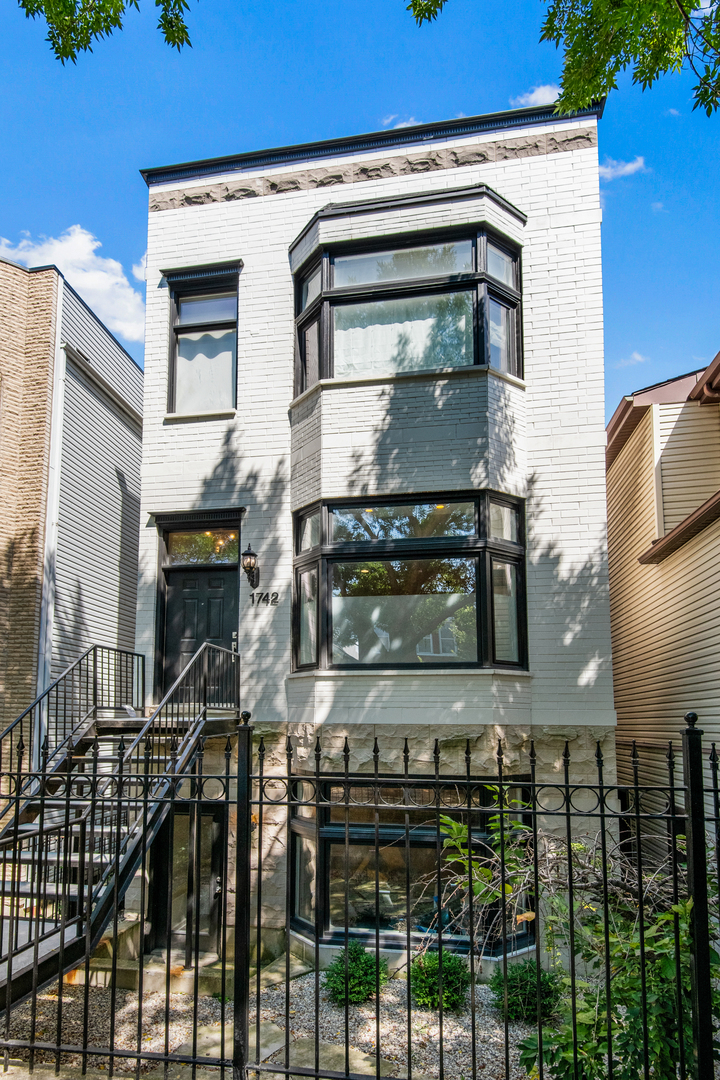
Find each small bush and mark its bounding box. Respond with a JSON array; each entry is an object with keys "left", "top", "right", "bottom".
[
  {"left": 488, "top": 958, "right": 563, "bottom": 1022},
  {"left": 411, "top": 951, "right": 471, "bottom": 1011},
  {"left": 323, "top": 940, "right": 389, "bottom": 1005}
]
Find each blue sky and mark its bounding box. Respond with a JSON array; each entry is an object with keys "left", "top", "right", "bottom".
[{"left": 0, "top": 0, "right": 717, "bottom": 420}]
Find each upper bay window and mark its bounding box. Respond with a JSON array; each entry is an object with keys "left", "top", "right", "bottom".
[
  {"left": 294, "top": 232, "right": 521, "bottom": 395},
  {"left": 164, "top": 262, "right": 243, "bottom": 417},
  {"left": 293, "top": 493, "right": 525, "bottom": 671}
]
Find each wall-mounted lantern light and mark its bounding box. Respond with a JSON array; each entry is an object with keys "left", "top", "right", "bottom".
[{"left": 241, "top": 544, "right": 260, "bottom": 589}]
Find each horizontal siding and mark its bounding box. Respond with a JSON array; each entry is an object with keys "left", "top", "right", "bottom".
[
  {"left": 608, "top": 407, "right": 720, "bottom": 763},
  {"left": 659, "top": 401, "right": 720, "bottom": 532},
  {"left": 51, "top": 361, "right": 142, "bottom": 677},
  {"left": 61, "top": 282, "right": 143, "bottom": 414}
]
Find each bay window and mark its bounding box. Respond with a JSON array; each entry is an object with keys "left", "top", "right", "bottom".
[
  {"left": 293, "top": 493, "right": 525, "bottom": 670},
  {"left": 294, "top": 231, "right": 521, "bottom": 395}
]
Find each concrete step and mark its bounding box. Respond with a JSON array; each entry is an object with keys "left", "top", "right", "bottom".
[{"left": 175, "top": 1019, "right": 285, "bottom": 1062}]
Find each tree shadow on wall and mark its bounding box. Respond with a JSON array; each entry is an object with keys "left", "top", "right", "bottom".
[
  {"left": 188, "top": 428, "right": 290, "bottom": 726},
  {"left": 0, "top": 529, "right": 43, "bottom": 724},
  {"left": 333, "top": 373, "right": 611, "bottom": 749}
]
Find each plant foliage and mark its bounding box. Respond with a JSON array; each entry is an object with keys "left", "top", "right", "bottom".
[
  {"left": 410, "top": 950, "right": 471, "bottom": 1010},
  {"left": 517, "top": 897, "right": 720, "bottom": 1079},
  {"left": 19, "top": 0, "right": 192, "bottom": 63},
  {"left": 408, "top": 0, "right": 720, "bottom": 115},
  {"left": 488, "top": 957, "right": 563, "bottom": 1023},
  {"left": 323, "top": 940, "right": 389, "bottom": 1006}
]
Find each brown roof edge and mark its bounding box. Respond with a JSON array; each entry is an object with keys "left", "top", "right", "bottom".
[
  {"left": 606, "top": 398, "right": 650, "bottom": 471},
  {"left": 638, "top": 488, "right": 720, "bottom": 565},
  {"left": 688, "top": 348, "right": 720, "bottom": 403}
]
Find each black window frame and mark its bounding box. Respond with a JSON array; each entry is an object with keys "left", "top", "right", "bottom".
[
  {"left": 289, "top": 775, "right": 534, "bottom": 953},
  {"left": 167, "top": 271, "right": 240, "bottom": 415},
  {"left": 292, "top": 491, "right": 526, "bottom": 672},
  {"left": 293, "top": 226, "right": 522, "bottom": 397}
]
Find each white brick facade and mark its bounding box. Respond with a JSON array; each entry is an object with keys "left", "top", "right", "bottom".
[{"left": 137, "top": 108, "right": 615, "bottom": 763}]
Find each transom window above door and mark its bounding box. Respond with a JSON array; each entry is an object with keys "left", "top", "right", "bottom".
[
  {"left": 166, "top": 528, "right": 239, "bottom": 566},
  {"left": 294, "top": 231, "right": 521, "bottom": 396},
  {"left": 293, "top": 493, "right": 525, "bottom": 671}
]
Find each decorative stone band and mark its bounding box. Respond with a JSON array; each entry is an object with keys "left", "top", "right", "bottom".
[{"left": 149, "top": 127, "right": 597, "bottom": 213}]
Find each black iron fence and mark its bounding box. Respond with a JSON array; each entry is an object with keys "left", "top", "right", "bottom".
[{"left": 0, "top": 714, "right": 717, "bottom": 1080}]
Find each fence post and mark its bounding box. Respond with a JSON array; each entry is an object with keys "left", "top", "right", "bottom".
[
  {"left": 682, "top": 710, "right": 714, "bottom": 1079},
  {"left": 233, "top": 711, "right": 253, "bottom": 1080}
]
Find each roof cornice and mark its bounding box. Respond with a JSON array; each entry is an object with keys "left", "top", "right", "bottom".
[{"left": 140, "top": 102, "right": 604, "bottom": 187}]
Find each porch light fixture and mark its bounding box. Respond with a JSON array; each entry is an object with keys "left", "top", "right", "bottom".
[{"left": 241, "top": 544, "right": 260, "bottom": 589}]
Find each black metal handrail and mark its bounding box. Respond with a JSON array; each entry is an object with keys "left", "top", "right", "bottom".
[
  {"left": 123, "top": 641, "right": 240, "bottom": 773},
  {"left": 0, "top": 645, "right": 145, "bottom": 776},
  {"left": 0, "top": 642, "right": 240, "bottom": 1012}
]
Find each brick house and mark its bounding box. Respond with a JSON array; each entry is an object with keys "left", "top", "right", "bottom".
[
  {"left": 0, "top": 256, "right": 143, "bottom": 726},
  {"left": 135, "top": 103, "right": 615, "bottom": 952}
]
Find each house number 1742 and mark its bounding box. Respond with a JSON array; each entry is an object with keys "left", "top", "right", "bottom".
[{"left": 250, "top": 592, "right": 279, "bottom": 606}]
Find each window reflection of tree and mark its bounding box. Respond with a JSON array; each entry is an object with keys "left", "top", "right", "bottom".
[
  {"left": 332, "top": 558, "right": 477, "bottom": 664},
  {"left": 331, "top": 502, "right": 474, "bottom": 543}
]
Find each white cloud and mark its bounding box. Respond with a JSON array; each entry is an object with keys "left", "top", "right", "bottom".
[
  {"left": 0, "top": 225, "right": 145, "bottom": 343},
  {"left": 651, "top": 202, "right": 665, "bottom": 213},
  {"left": 598, "top": 156, "right": 646, "bottom": 181},
  {"left": 132, "top": 252, "right": 147, "bottom": 282},
  {"left": 665, "top": 108, "right": 680, "bottom": 116},
  {"left": 615, "top": 350, "right": 649, "bottom": 369},
  {"left": 382, "top": 113, "right": 423, "bottom": 129},
  {"left": 510, "top": 84, "right": 560, "bottom": 107}
]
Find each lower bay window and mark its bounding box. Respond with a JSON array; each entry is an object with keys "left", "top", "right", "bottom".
[
  {"left": 290, "top": 780, "right": 532, "bottom": 953},
  {"left": 293, "top": 493, "right": 526, "bottom": 670}
]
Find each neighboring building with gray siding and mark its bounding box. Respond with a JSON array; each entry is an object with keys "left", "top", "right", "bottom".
[{"left": 0, "top": 256, "right": 143, "bottom": 723}]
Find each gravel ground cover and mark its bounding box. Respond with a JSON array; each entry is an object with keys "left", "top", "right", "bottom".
[
  {"left": 4, "top": 973, "right": 532, "bottom": 1079},
  {"left": 253, "top": 972, "right": 533, "bottom": 1080},
  {"left": 4, "top": 986, "right": 224, "bottom": 1071}
]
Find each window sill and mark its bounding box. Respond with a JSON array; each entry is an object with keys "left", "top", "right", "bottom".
[
  {"left": 287, "top": 668, "right": 533, "bottom": 679},
  {"left": 289, "top": 365, "right": 526, "bottom": 409},
  {"left": 164, "top": 409, "right": 237, "bottom": 423}
]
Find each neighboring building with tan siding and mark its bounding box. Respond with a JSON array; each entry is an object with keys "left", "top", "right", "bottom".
[
  {"left": 606, "top": 354, "right": 720, "bottom": 777},
  {"left": 0, "top": 256, "right": 143, "bottom": 726}
]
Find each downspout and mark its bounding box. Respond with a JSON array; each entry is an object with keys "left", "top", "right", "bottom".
[{"left": 36, "top": 276, "right": 66, "bottom": 701}]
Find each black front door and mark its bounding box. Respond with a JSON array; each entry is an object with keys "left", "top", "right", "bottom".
[{"left": 164, "top": 568, "right": 238, "bottom": 689}]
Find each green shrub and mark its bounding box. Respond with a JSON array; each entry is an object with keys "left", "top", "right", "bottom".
[
  {"left": 488, "top": 958, "right": 563, "bottom": 1022},
  {"left": 323, "top": 940, "right": 388, "bottom": 1005},
  {"left": 410, "top": 951, "right": 471, "bottom": 1011}
]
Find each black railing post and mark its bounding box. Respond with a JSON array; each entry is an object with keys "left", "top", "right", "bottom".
[
  {"left": 682, "top": 711, "right": 714, "bottom": 1079},
  {"left": 233, "top": 711, "right": 253, "bottom": 1080}
]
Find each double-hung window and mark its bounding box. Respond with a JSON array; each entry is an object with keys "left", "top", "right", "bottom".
[
  {"left": 166, "top": 263, "right": 241, "bottom": 415},
  {"left": 293, "top": 493, "right": 526, "bottom": 670},
  {"left": 294, "top": 231, "right": 521, "bottom": 395}
]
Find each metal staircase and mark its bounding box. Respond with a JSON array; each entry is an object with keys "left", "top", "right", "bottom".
[{"left": 0, "top": 642, "right": 241, "bottom": 1013}]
